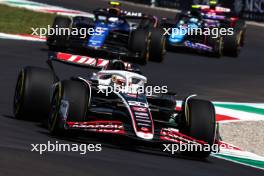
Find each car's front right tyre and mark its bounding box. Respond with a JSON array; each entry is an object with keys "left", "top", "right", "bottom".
[
  {"left": 13, "top": 66, "right": 56, "bottom": 120},
  {"left": 180, "top": 98, "right": 216, "bottom": 158}
]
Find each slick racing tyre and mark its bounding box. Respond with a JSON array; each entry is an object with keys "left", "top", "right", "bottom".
[
  {"left": 208, "top": 34, "right": 223, "bottom": 57},
  {"left": 234, "top": 19, "right": 246, "bottom": 47},
  {"left": 72, "top": 16, "right": 95, "bottom": 28},
  {"left": 47, "top": 16, "right": 72, "bottom": 51},
  {"left": 129, "top": 29, "right": 151, "bottom": 65},
  {"left": 48, "top": 80, "right": 90, "bottom": 135},
  {"left": 70, "top": 16, "right": 95, "bottom": 41},
  {"left": 149, "top": 29, "right": 166, "bottom": 63},
  {"left": 138, "top": 18, "right": 156, "bottom": 29},
  {"left": 13, "top": 66, "right": 56, "bottom": 120},
  {"left": 180, "top": 98, "right": 216, "bottom": 158},
  {"left": 223, "top": 28, "right": 244, "bottom": 57}
]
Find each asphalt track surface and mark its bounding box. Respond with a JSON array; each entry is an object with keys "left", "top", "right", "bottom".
[{"left": 0, "top": 0, "right": 264, "bottom": 176}]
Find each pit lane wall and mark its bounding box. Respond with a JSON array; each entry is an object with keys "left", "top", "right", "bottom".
[{"left": 122, "top": 0, "right": 264, "bottom": 21}]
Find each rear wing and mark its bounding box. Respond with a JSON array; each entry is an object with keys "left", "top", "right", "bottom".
[{"left": 48, "top": 52, "right": 140, "bottom": 73}]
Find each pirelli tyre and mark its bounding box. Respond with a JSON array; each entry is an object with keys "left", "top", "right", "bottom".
[
  {"left": 129, "top": 29, "right": 151, "bottom": 65},
  {"left": 48, "top": 80, "right": 90, "bottom": 135},
  {"left": 207, "top": 34, "right": 223, "bottom": 57},
  {"left": 180, "top": 98, "right": 216, "bottom": 158},
  {"left": 234, "top": 19, "right": 246, "bottom": 47},
  {"left": 13, "top": 66, "right": 56, "bottom": 120},
  {"left": 223, "top": 25, "right": 244, "bottom": 57},
  {"left": 47, "top": 16, "right": 72, "bottom": 51},
  {"left": 138, "top": 18, "right": 156, "bottom": 29},
  {"left": 149, "top": 29, "right": 166, "bottom": 63}
]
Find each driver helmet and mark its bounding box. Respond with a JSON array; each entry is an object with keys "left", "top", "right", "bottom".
[
  {"left": 111, "top": 75, "right": 126, "bottom": 89},
  {"left": 108, "top": 8, "right": 121, "bottom": 16},
  {"left": 108, "top": 1, "right": 122, "bottom": 16}
]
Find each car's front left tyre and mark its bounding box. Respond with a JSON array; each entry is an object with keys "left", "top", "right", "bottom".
[{"left": 48, "top": 80, "right": 90, "bottom": 135}]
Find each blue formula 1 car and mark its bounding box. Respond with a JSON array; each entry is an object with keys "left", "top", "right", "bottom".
[
  {"left": 47, "top": 2, "right": 166, "bottom": 64},
  {"left": 161, "top": 12, "right": 223, "bottom": 57}
]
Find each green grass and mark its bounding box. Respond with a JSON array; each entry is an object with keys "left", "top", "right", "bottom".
[{"left": 0, "top": 4, "right": 55, "bottom": 34}]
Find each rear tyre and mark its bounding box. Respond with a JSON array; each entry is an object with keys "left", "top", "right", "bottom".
[
  {"left": 149, "top": 29, "right": 166, "bottom": 62},
  {"left": 208, "top": 35, "right": 223, "bottom": 57},
  {"left": 47, "top": 16, "right": 72, "bottom": 51},
  {"left": 138, "top": 18, "right": 155, "bottom": 29},
  {"left": 223, "top": 28, "right": 243, "bottom": 57},
  {"left": 13, "top": 66, "right": 56, "bottom": 120},
  {"left": 224, "top": 20, "right": 246, "bottom": 57},
  {"left": 129, "top": 29, "right": 151, "bottom": 65},
  {"left": 48, "top": 80, "right": 90, "bottom": 135},
  {"left": 180, "top": 98, "right": 216, "bottom": 158},
  {"left": 240, "top": 28, "right": 246, "bottom": 47},
  {"left": 235, "top": 20, "right": 246, "bottom": 47}
]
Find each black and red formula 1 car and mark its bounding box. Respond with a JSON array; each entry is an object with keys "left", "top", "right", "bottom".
[{"left": 13, "top": 58, "right": 217, "bottom": 158}]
